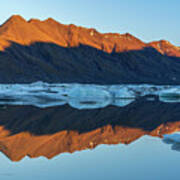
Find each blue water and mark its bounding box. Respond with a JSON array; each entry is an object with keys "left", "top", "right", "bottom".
[
  {"left": 0, "top": 135, "right": 179, "bottom": 180},
  {"left": 0, "top": 83, "right": 180, "bottom": 179}
]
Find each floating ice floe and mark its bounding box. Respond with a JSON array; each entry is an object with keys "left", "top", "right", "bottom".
[
  {"left": 159, "top": 88, "right": 180, "bottom": 103},
  {"left": 163, "top": 133, "right": 180, "bottom": 152},
  {"left": 68, "top": 86, "right": 112, "bottom": 109},
  {"left": 111, "top": 98, "right": 134, "bottom": 107},
  {"left": 0, "top": 82, "right": 179, "bottom": 109}
]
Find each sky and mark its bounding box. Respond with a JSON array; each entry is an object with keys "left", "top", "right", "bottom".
[{"left": 0, "top": 0, "right": 179, "bottom": 46}]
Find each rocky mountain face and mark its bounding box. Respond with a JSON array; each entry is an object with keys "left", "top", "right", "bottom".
[{"left": 0, "top": 15, "right": 180, "bottom": 84}]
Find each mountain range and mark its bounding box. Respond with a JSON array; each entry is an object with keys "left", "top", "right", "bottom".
[{"left": 0, "top": 15, "right": 180, "bottom": 84}]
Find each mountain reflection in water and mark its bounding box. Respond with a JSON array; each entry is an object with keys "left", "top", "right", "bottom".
[{"left": 0, "top": 95, "right": 179, "bottom": 161}]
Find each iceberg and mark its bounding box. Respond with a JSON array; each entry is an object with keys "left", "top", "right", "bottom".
[
  {"left": 159, "top": 88, "right": 180, "bottom": 103},
  {"left": 108, "top": 86, "right": 135, "bottom": 98},
  {"left": 68, "top": 98, "right": 111, "bottom": 109},
  {"left": 68, "top": 86, "right": 111, "bottom": 99},
  {"left": 68, "top": 86, "right": 112, "bottom": 109},
  {"left": 163, "top": 133, "right": 180, "bottom": 152},
  {"left": 0, "top": 82, "right": 179, "bottom": 109},
  {"left": 111, "top": 98, "right": 134, "bottom": 107}
]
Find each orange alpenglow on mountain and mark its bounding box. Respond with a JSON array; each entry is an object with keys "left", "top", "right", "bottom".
[
  {"left": 0, "top": 15, "right": 179, "bottom": 56},
  {"left": 0, "top": 15, "right": 180, "bottom": 84},
  {"left": 0, "top": 97, "right": 180, "bottom": 161}
]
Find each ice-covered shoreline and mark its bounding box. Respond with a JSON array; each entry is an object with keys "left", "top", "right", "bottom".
[{"left": 0, "top": 81, "right": 179, "bottom": 109}]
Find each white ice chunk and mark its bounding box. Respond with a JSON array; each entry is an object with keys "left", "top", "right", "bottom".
[
  {"left": 68, "top": 86, "right": 112, "bottom": 100},
  {"left": 0, "top": 82, "right": 180, "bottom": 109},
  {"left": 164, "top": 133, "right": 180, "bottom": 143},
  {"left": 159, "top": 88, "right": 180, "bottom": 103},
  {"left": 163, "top": 133, "right": 180, "bottom": 152},
  {"left": 67, "top": 86, "right": 112, "bottom": 109},
  {"left": 111, "top": 98, "right": 135, "bottom": 107},
  {"left": 108, "top": 86, "right": 135, "bottom": 98},
  {"left": 68, "top": 98, "right": 111, "bottom": 109}
]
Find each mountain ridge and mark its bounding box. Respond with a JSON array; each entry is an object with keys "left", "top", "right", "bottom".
[
  {"left": 0, "top": 15, "right": 179, "bottom": 84},
  {"left": 0, "top": 15, "right": 179, "bottom": 56}
]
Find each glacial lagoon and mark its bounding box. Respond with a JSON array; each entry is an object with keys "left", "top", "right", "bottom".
[
  {"left": 0, "top": 82, "right": 180, "bottom": 108},
  {"left": 0, "top": 82, "right": 180, "bottom": 179}
]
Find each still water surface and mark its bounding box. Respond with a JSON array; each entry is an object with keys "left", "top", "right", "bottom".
[
  {"left": 0, "top": 135, "right": 179, "bottom": 180},
  {"left": 0, "top": 83, "right": 179, "bottom": 179}
]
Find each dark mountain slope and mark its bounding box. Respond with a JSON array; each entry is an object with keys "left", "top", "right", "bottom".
[
  {"left": 0, "top": 42, "right": 180, "bottom": 84},
  {"left": 0, "top": 15, "right": 179, "bottom": 84}
]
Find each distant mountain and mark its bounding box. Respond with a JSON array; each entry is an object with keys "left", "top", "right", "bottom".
[{"left": 0, "top": 15, "right": 180, "bottom": 84}]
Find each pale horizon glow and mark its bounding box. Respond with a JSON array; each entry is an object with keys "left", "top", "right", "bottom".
[{"left": 0, "top": 0, "right": 179, "bottom": 46}]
